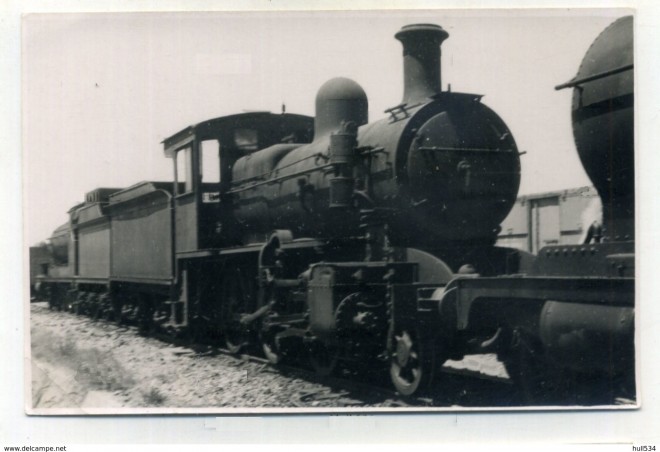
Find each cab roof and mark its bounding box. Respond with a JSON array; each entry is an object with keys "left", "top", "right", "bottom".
[{"left": 163, "top": 112, "right": 314, "bottom": 157}]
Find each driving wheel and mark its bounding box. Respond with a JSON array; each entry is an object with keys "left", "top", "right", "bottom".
[
  {"left": 222, "top": 269, "right": 250, "bottom": 354},
  {"left": 308, "top": 340, "right": 340, "bottom": 377},
  {"left": 260, "top": 327, "right": 282, "bottom": 365}
]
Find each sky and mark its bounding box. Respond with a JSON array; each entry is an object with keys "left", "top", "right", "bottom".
[{"left": 21, "top": 9, "right": 630, "bottom": 245}]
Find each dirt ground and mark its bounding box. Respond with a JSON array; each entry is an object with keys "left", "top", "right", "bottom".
[{"left": 30, "top": 302, "right": 344, "bottom": 413}]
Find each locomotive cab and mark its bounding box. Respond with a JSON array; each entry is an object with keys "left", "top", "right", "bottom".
[{"left": 163, "top": 113, "right": 314, "bottom": 252}]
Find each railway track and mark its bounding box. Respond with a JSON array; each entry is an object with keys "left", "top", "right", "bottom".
[
  {"left": 162, "top": 342, "right": 517, "bottom": 409},
  {"left": 31, "top": 301, "right": 632, "bottom": 409},
  {"left": 32, "top": 300, "right": 516, "bottom": 409}
]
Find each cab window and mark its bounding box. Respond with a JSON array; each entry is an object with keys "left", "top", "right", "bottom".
[
  {"left": 176, "top": 146, "right": 193, "bottom": 194},
  {"left": 234, "top": 128, "right": 259, "bottom": 152},
  {"left": 200, "top": 140, "right": 221, "bottom": 183}
]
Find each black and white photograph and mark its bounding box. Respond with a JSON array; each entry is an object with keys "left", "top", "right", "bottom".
[
  {"left": 20, "top": 8, "right": 640, "bottom": 415},
  {"left": 4, "top": 0, "right": 660, "bottom": 447}
]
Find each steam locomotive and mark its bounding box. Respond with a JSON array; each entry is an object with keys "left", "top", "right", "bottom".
[{"left": 32, "top": 18, "right": 634, "bottom": 402}]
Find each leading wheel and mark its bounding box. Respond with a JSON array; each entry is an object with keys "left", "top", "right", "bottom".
[{"left": 389, "top": 329, "right": 435, "bottom": 396}]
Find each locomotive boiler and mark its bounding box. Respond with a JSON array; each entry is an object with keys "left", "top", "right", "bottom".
[
  {"left": 32, "top": 17, "right": 635, "bottom": 403},
  {"left": 230, "top": 24, "right": 520, "bottom": 253}
]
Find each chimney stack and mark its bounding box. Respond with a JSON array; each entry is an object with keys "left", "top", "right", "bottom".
[{"left": 395, "top": 23, "right": 449, "bottom": 105}]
